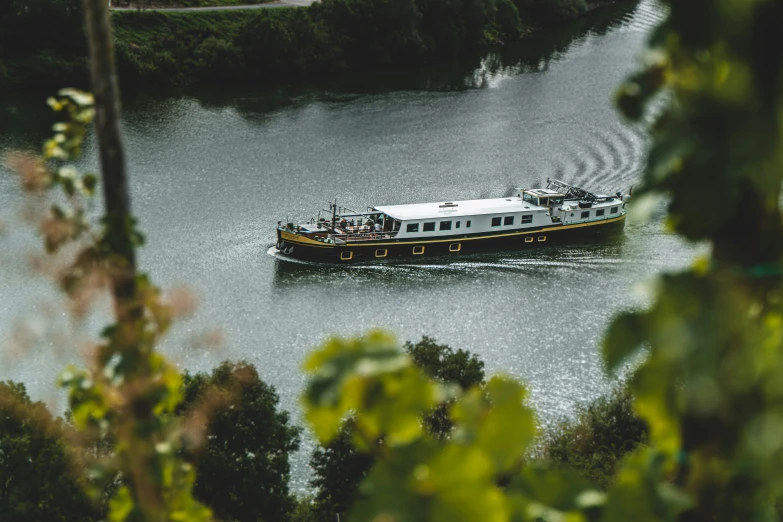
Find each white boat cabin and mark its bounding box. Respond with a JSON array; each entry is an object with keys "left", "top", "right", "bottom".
[
  {"left": 373, "top": 187, "right": 623, "bottom": 239},
  {"left": 283, "top": 180, "right": 627, "bottom": 244}
]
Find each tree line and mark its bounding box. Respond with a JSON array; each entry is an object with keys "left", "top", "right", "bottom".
[
  {"left": 1, "top": 338, "right": 646, "bottom": 522},
  {"left": 0, "top": 0, "right": 633, "bottom": 91}
]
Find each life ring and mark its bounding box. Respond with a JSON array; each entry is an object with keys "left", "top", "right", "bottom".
[
  {"left": 276, "top": 239, "right": 283, "bottom": 250},
  {"left": 283, "top": 246, "right": 294, "bottom": 255}
]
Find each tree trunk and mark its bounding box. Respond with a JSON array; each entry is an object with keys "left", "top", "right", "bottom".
[
  {"left": 81, "top": 1, "right": 165, "bottom": 519},
  {"left": 82, "top": 0, "right": 140, "bottom": 326}
]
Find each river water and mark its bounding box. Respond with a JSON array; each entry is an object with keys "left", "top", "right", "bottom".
[{"left": 0, "top": 0, "right": 690, "bottom": 491}]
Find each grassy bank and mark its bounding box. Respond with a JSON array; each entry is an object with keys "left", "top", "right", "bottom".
[{"left": 0, "top": 0, "right": 636, "bottom": 92}]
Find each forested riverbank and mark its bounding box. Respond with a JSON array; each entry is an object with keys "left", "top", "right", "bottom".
[{"left": 0, "top": 0, "right": 636, "bottom": 92}]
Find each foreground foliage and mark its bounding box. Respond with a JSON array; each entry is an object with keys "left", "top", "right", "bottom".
[
  {"left": 0, "top": 381, "right": 99, "bottom": 522},
  {"left": 43, "top": 89, "right": 211, "bottom": 522},
  {"left": 309, "top": 337, "right": 486, "bottom": 521},
  {"left": 303, "top": 332, "right": 604, "bottom": 521},
  {"left": 0, "top": 359, "right": 301, "bottom": 522},
  {"left": 603, "top": 0, "right": 783, "bottom": 519},
  {"left": 5, "top": 0, "right": 215, "bottom": 517}
]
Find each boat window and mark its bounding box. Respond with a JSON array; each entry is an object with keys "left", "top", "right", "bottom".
[
  {"left": 581, "top": 211, "right": 590, "bottom": 219},
  {"left": 610, "top": 207, "right": 619, "bottom": 214},
  {"left": 552, "top": 197, "right": 564, "bottom": 205},
  {"left": 423, "top": 222, "right": 436, "bottom": 232},
  {"left": 540, "top": 198, "right": 549, "bottom": 206},
  {"left": 523, "top": 193, "right": 536, "bottom": 204},
  {"left": 407, "top": 223, "right": 419, "bottom": 233},
  {"left": 456, "top": 221, "right": 461, "bottom": 228},
  {"left": 491, "top": 217, "right": 502, "bottom": 227},
  {"left": 503, "top": 216, "right": 514, "bottom": 226},
  {"left": 467, "top": 220, "right": 471, "bottom": 227},
  {"left": 521, "top": 215, "right": 533, "bottom": 224},
  {"left": 440, "top": 221, "right": 452, "bottom": 231},
  {"left": 596, "top": 209, "right": 605, "bottom": 216}
]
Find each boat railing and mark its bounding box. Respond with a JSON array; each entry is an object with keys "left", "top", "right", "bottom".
[{"left": 330, "top": 232, "right": 396, "bottom": 243}]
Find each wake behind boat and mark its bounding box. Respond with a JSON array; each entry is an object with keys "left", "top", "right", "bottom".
[{"left": 275, "top": 179, "right": 629, "bottom": 263}]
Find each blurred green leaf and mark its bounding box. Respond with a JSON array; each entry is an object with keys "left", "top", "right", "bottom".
[
  {"left": 302, "top": 331, "right": 440, "bottom": 445},
  {"left": 602, "top": 311, "right": 647, "bottom": 373},
  {"left": 602, "top": 449, "right": 689, "bottom": 522},
  {"left": 452, "top": 376, "right": 536, "bottom": 473}
]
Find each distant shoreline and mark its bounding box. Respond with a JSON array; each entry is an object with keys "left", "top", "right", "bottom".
[
  {"left": 108, "top": 0, "right": 312, "bottom": 11},
  {"left": 0, "top": 0, "right": 639, "bottom": 93}
]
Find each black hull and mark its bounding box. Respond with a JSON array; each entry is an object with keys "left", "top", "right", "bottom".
[{"left": 276, "top": 215, "right": 626, "bottom": 263}]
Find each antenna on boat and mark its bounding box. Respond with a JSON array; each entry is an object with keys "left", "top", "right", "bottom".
[{"left": 332, "top": 198, "right": 337, "bottom": 228}]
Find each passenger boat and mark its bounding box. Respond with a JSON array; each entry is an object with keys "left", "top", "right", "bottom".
[{"left": 275, "top": 179, "right": 629, "bottom": 263}]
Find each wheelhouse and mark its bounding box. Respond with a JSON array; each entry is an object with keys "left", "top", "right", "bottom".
[{"left": 516, "top": 188, "right": 565, "bottom": 208}]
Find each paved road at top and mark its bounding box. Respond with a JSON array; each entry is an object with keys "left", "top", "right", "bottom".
[{"left": 111, "top": 0, "right": 315, "bottom": 11}]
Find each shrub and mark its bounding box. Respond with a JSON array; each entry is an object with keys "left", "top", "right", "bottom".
[
  {"left": 538, "top": 382, "right": 648, "bottom": 489},
  {"left": 0, "top": 381, "right": 100, "bottom": 522},
  {"left": 178, "top": 361, "right": 302, "bottom": 522},
  {"left": 319, "top": 0, "right": 424, "bottom": 66},
  {"left": 290, "top": 494, "right": 320, "bottom": 522},
  {"left": 194, "top": 36, "right": 244, "bottom": 81}
]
